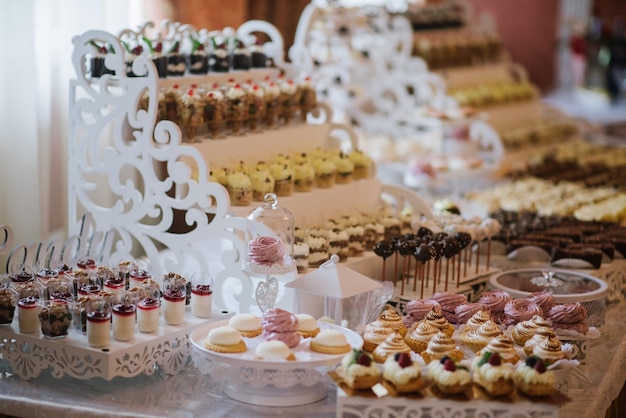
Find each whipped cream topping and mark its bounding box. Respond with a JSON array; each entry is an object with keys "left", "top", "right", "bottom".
[
  {"left": 313, "top": 329, "right": 347, "bottom": 346},
  {"left": 207, "top": 326, "right": 242, "bottom": 345}
]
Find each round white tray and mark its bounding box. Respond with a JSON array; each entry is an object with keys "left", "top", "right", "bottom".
[
  {"left": 190, "top": 320, "right": 363, "bottom": 407},
  {"left": 190, "top": 319, "right": 362, "bottom": 369}
]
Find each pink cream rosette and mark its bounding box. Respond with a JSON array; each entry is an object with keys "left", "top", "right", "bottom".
[
  {"left": 430, "top": 292, "right": 467, "bottom": 324},
  {"left": 402, "top": 299, "right": 441, "bottom": 329},
  {"left": 478, "top": 290, "right": 512, "bottom": 323},
  {"left": 261, "top": 308, "right": 301, "bottom": 348},
  {"left": 248, "top": 236, "right": 285, "bottom": 267},
  {"left": 502, "top": 299, "right": 543, "bottom": 327},
  {"left": 546, "top": 302, "right": 589, "bottom": 335}
]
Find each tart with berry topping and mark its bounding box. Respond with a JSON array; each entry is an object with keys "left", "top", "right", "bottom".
[
  {"left": 382, "top": 352, "right": 426, "bottom": 394},
  {"left": 336, "top": 349, "right": 381, "bottom": 390},
  {"left": 514, "top": 355, "right": 556, "bottom": 397},
  {"left": 472, "top": 352, "right": 515, "bottom": 397},
  {"left": 427, "top": 356, "right": 472, "bottom": 395}
]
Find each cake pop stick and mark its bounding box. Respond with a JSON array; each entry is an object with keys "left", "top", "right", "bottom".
[
  {"left": 374, "top": 240, "right": 395, "bottom": 282},
  {"left": 414, "top": 243, "right": 432, "bottom": 297}
]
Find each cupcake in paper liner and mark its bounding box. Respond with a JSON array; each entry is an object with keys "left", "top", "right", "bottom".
[
  {"left": 227, "top": 172, "right": 252, "bottom": 206},
  {"left": 294, "top": 161, "right": 315, "bottom": 192},
  {"left": 349, "top": 149, "right": 372, "bottom": 180},
  {"left": 249, "top": 167, "right": 275, "bottom": 202},
  {"left": 313, "top": 157, "right": 336, "bottom": 188},
  {"left": 269, "top": 162, "right": 294, "bottom": 197}
]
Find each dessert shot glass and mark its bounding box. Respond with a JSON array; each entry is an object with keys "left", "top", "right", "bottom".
[
  {"left": 0, "top": 282, "right": 17, "bottom": 326},
  {"left": 17, "top": 283, "right": 42, "bottom": 333},
  {"left": 162, "top": 273, "right": 187, "bottom": 325},
  {"left": 46, "top": 276, "right": 75, "bottom": 303},
  {"left": 190, "top": 272, "right": 214, "bottom": 318},
  {"left": 39, "top": 300, "right": 72, "bottom": 339},
  {"left": 86, "top": 297, "right": 111, "bottom": 348},
  {"left": 135, "top": 282, "right": 161, "bottom": 333},
  {"left": 72, "top": 296, "right": 91, "bottom": 334},
  {"left": 74, "top": 270, "right": 102, "bottom": 296},
  {"left": 9, "top": 263, "right": 35, "bottom": 290},
  {"left": 112, "top": 291, "right": 137, "bottom": 342},
  {"left": 129, "top": 259, "right": 152, "bottom": 287}
]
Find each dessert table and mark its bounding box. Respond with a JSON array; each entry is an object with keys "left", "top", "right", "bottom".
[{"left": 1, "top": 295, "right": 624, "bottom": 418}]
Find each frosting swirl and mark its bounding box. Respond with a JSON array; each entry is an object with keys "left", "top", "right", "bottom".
[
  {"left": 454, "top": 302, "right": 487, "bottom": 324},
  {"left": 261, "top": 308, "right": 301, "bottom": 348},
  {"left": 478, "top": 290, "right": 512, "bottom": 321},
  {"left": 527, "top": 291, "right": 556, "bottom": 313},
  {"left": 547, "top": 302, "right": 587, "bottom": 324},
  {"left": 373, "top": 332, "right": 411, "bottom": 361},
  {"left": 463, "top": 306, "right": 492, "bottom": 334},
  {"left": 512, "top": 315, "right": 552, "bottom": 345},
  {"left": 403, "top": 299, "right": 441, "bottom": 329},
  {"left": 405, "top": 319, "right": 439, "bottom": 346},
  {"left": 248, "top": 236, "right": 285, "bottom": 266},
  {"left": 423, "top": 331, "right": 459, "bottom": 358},
  {"left": 503, "top": 299, "right": 543, "bottom": 327},
  {"left": 431, "top": 292, "right": 467, "bottom": 322},
  {"left": 533, "top": 337, "right": 565, "bottom": 363},
  {"left": 480, "top": 335, "right": 519, "bottom": 364}
]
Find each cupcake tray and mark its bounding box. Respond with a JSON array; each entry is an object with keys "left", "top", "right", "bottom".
[
  {"left": 190, "top": 320, "right": 363, "bottom": 407},
  {"left": 0, "top": 308, "right": 232, "bottom": 381}
]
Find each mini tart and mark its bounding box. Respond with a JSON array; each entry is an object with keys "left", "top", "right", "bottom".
[
  {"left": 255, "top": 340, "right": 295, "bottom": 361},
  {"left": 228, "top": 313, "right": 262, "bottom": 338},
  {"left": 511, "top": 315, "right": 551, "bottom": 346},
  {"left": 514, "top": 356, "right": 556, "bottom": 397},
  {"left": 475, "top": 334, "right": 520, "bottom": 366},
  {"left": 532, "top": 336, "right": 566, "bottom": 364},
  {"left": 421, "top": 331, "right": 464, "bottom": 364},
  {"left": 461, "top": 320, "right": 503, "bottom": 353},
  {"left": 423, "top": 307, "right": 455, "bottom": 337},
  {"left": 373, "top": 331, "right": 412, "bottom": 363},
  {"left": 473, "top": 352, "right": 516, "bottom": 397},
  {"left": 428, "top": 357, "right": 472, "bottom": 395},
  {"left": 309, "top": 329, "right": 351, "bottom": 354},
  {"left": 382, "top": 353, "right": 426, "bottom": 394},
  {"left": 337, "top": 349, "right": 381, "bottom": 390},
  {"left": 362, "top": 306, "right": 407, "bottom": 352},
  {"left": 461, "top": 306, "right": 492, "bottom": 335},
  {"left": 523, "top": 327, "right": 556, "bottom": 356},
  {"left": 204, "top": 326, "right": 247, "bottom": 353},
  {"left": 404, "top": 319, "right": 440, "bottom": 354},
  {"left": 296, "top": 313, "right": 320, "bottom": 338}
]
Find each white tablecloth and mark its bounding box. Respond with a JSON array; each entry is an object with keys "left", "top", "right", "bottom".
[{"left": 1, "top": 298, "right": 624, "bottom": 418}]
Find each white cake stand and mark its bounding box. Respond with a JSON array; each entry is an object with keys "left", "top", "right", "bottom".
[{"left": 190, "top": 319, "right": 363, "bottom": 406}]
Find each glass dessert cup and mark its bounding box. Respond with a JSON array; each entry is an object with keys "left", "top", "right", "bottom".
[
  {"left": 162, "top": 274, "right": 187, "bottom": 325},
  {"left": 190, "top": 272, "right": 214, "bottom": 318},
  {"left": 9, "top": 263, "right": 35, "bottom": 290},
  {"left": 74, "top": 270, "right": 102, "bottom": 297},
  {"left": 17, "top": 283, "right": 42, "bottom": 333},
  {"left": 128, "top": 259, "right": 151, "bottom": 287},
  {"left": 132, "top": 281, "right": 161, "bottom": 333},
  {"left": 86, "top": 296, "right": 112, "bottom": 348},
  {"left": 0, "top": 286, "right": 17, "bottom": 326},
  {"left": 112, "top": 291, "right": 137, "bottom": 341},
  {"left": 39, "top": 300, "right": 72, "bottom": 339},
  {"left": 46, "top": 276, "right": 74, "bottom": 303}
]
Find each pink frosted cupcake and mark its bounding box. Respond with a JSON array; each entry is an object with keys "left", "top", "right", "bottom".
[
  {"left": 478, "top": 290, "right": 512, "bottom": 323},
  {"left": 502, "top": 299, "right": 543, "bottom": 327},
  {"left": 454, "top": 302, "right": 487, "bottom": 325},
  {"left": 430, "top": 292, "right": 467, "bottom": 324},
  {"left": 402, "top": 299, "right": 441, "bottom": 329},
  {"left": 546, "top": 302, "right": 589, "bottom": 335},
  {"left": 248, "top": 236, "right": 285, "bottom": 267},
  {"left": 527, "top": 291, "right": 556, "bottom": 314},
  {"left": 261, "top": 308, "right": 301, "bottom": 348}
]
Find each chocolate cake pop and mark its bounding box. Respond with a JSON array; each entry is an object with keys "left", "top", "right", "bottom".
[
  {"left": 374, "top": 240, "right": 395, "bottom": 282},
  {"left": 413, "top": 242, "right": 434, "bottom": 298},
  {"left": 397, "top": 239, "right": 418, "bottom": 294}
]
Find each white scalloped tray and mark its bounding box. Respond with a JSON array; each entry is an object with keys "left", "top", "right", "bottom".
[{"left": 190, "top": 319, "right": 363, "bottom": 369}]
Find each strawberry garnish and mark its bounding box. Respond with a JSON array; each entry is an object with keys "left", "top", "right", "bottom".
[
  {"left": 488, "top": 352, "right": 502, "bottom": 366},
  {"left": 356, "top": 352, "right": 372, "bottom": 367},
  {"left": 534, "top": 359, "right": 547, "bottom": 374},
  {"left": 443, "top": 358, "right": 456, "bottom": 372},
  {"left": 396, "top": 353, "right": 412, "bottom": 368}
]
